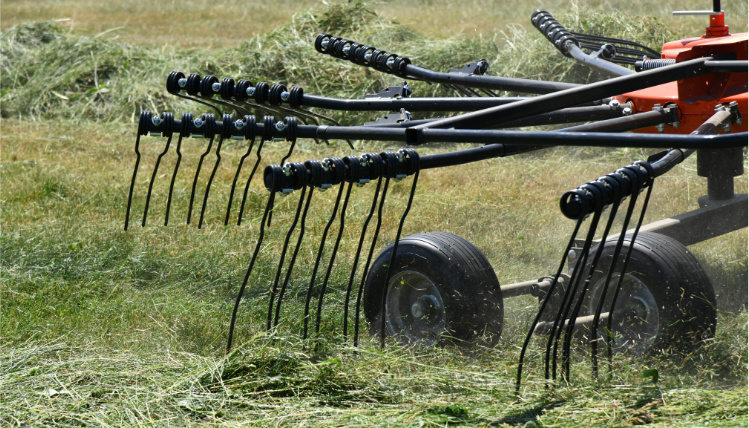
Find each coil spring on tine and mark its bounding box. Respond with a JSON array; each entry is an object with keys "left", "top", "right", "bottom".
[
  {"left": 288, "top": 86, "right": 304, "bottom": 109},
  {"left": 243, "top": 114, "right": 256, "bottom": 140},
  {"left": 285, "top": 116, "right": 298, "bottom": 143},
  {"left": 254, "top": 82, "right": 270, "bottom": 104},
  {"left": 179, "top": 112, "right": 193, "bottom": 137},
  {"left": 354, "top": 45, "right": 375, "bottom": 65},
  {"left": 262, "top": 115, "right": 274, "bottom": 141},
  {"left": 200, "top": 75, "right": 219, "bottom": 98},
  {"left": 220, "top": 77, "right": 235, "bottom": 100},
  {"left": 269, "top": 84, "right": 287, "bottom": 106},
  {"left": 303, "top": 157, "right": 347, "bottom": 340},
  {"left": 166, "top": 71, "right": 184, "bottom": 94},
  {"left": 330, "top": 38, "right": 351, "bottom": 58},
  {"left": 314, "top": 33, "right": 333, "bottom": 53},
  {"left": 640, "top": 59, "right": 676, "bottom": 70},
  {"left": 392, "top": 56, "right": 411, "bottom": 77},
  {"left": 185, "top": 73, "right": 201, "bottom": 96},
  {"left": 234, "top": 79, "right": 253, "bottom": 101},
  {"left": 343, "top": 153, "right": 384, "bottom": 341}
]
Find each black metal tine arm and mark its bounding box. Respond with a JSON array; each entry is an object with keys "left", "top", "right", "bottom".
[
  {"left": 186, "top": 113, "right": 216, "bottom": 225},
  {"left": 378, "top": 149, "right": 420, "bottom": 348},
  {"left": 124, "top": 110, "right": 151, "bottom": 230},
  {"left": 548, "top": 184, "right": 605, "bottom": 383},
  {"left": 515, "top": 215, "right": 585, "bottom": 393},
  {"left": 230, "top": 79, "right": 286, "bottom": 120},
  {"left": 353, "top": 161, "right": 393, "bottom": 347},
  {"left": 237, "top": 116, "right": 272, "bottom": 226},
  {"left": 588, "top": 168, "right": 642, "bottom": 378},
  {"left": 272, "top": 160, "right": 332, "bottom": 328},
  {"left": 559, "top": 175, "right": 626, "bottom": 381},
  {"left": 271, "top": 180, "right": 314, "bottom": 329},
  {"left": 142, "top": 112, "right": 174, "bottom": 227},
  {"left": 301, "top": 158, "right": 348, "bottom": 339},
  {"left": 313, "top": 33, "right": 580, "bottom": 94},
  {"left": 164, "top": 113, "right": 189, "bottom": 226},
  {"left": 341, "top": 154, "right": 384, "bottom": 340},
  {"left": 197, "top": 113, "right": 233, "bottom": 228},
  {"left": 265, "top": 165, "right": 309, "bottom": 331},
  {"left": 226, "top": 164, "right": 286, "bottom": 352},
  {"left": 225, "top": 115, "right": 256, "bottom": 225}
]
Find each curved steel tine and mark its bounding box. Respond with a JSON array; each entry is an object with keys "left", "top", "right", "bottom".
[
  {"left": 124, "top": 133, "right": 142, "bottom": 231},
  {"left": 197, "top": 133, "right": 225, "bottom": 229},
  {"left": 378, "top": 170, "right": 420, "bottom": 348},
  {"left": 516, "top": 216, "right": 585, "bottom": 393},
  {"left": 304, "top": 181, "right": 350, "bottom": 340},
  {"left": 237, "top": 100, "right": 283, "bottom": 120},
  {"left": 175, "top": 92, "right": 223, "bottom": 117},
  {"left": 267, "top": 186, "right": 308, "bottom": 331},
  {"left": 590, "top": 188, "right": 640, "bottom": 377},
  {"left": 225, "top": 135, "right": 256, "bottom": 226},
  {"left": 605, "top": 184, "right": 654, "bottom": 364},
  {"left": 266, "top": 139, "right": 298, "bottom": 229},
  {"left": 237, "top": 138, "right": 266, "bottom": 226},
  {"left": 342, "top": 178, "right": 383, "bottom": 340},
  {"left": 142, "top": 133, "right": 173, "bottom": 227},
  {"left": 164, "top": 133, "right": 184, "bottom": 226},
  {"left": 353, "top": 177, "right": 391, "bottom": 347},
  {"left": 227, "top": 191, "right": 276, "bottom": 353},
  {"left": 547, "top": 205, "right": 604, "bottom": 383},
  {"left": 187, "top": 134, "right": 215, "bottom": 225},
  {"left": 274, "top": 105, "right": 324, "bottom": 144},
  {"left": 561, "top": 197, "right": 621, "bottom": 381},
  {"left": 274, "top": 187, "right": 315, "bottom": 327},
  {"left": 201, "top": 95, "right": 251, "bottom": 116},
  {"left": 480, "top": 88, "right": 500, "bottom": 97}
]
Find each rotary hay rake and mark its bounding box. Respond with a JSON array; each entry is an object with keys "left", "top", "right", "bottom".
[{"left": 125, "top": 4, "right": 747, "bottom": 389}]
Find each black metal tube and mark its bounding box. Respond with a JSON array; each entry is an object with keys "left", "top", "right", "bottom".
[
  {"left": 300, "top": 94, "right": 529, "bottom": 111},
  {"left": 139, "top": 113, "right": 747, "bottom": 150},
  {"left": 566, "top": 43, "right": 636, "bottom": 77},
  {"left": 704, "top": 60, "right": 748, "bottom": 73},
  {"left": 561, "top": 108, "right": 674, "bottom": 133},
  {"left": 365, "top": 105, "right": 624, "bottom": 129},
  {"left": 410, "top": 129, "right": 747, "bottom": 150},
  {"left": 402, "top": 64, "right": 580, "bottom": 94},
  {"left": 411, "top": 57, "right": 709, "bottom": 131}
]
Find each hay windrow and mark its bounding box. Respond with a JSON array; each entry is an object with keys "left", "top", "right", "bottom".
[{"left": 2, "top": 4, "right": 678, "bottom": 123}]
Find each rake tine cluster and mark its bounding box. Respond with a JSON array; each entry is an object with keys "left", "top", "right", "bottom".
[
  {"left": 124, "top": 111, "right": 305, "bottom": 230},
  {"left": 167, "top": 71, "right": 348, "bottom": 148},
  {"left": 124, "top": 4, "right": 747, "bottom": 396},
  {"left": 515, "top": 105, "right": 744, "bottom": 389},
  {"left": 225, "top": 148, "right": 420, "bottom": 352}
]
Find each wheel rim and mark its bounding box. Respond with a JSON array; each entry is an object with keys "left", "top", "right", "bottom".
[
  {"left": 588, "top": 273, "right": 659, "bottom": 356},
  {"left": 385, "top": 270, "right": 446, "bottom": 346}
]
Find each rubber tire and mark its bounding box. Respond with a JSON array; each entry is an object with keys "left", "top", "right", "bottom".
[
  {"left": 583, "top": 232, "right": 717, "bottom": 355},
  {"left": 363, "top": 232, "right": 503, "bottom": 347}
]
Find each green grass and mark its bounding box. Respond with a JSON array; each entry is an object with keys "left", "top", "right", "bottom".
[{"left": 1, "top": 1, "right": 747, "bottom": 426}]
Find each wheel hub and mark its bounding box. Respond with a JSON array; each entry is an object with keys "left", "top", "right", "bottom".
[{"left": 385, "top": 270, "right": 446, "bottom": 345}]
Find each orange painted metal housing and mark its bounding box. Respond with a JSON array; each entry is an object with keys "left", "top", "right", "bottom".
[{"left": 614, "top": 24, "right": 748, "bottom": 135}]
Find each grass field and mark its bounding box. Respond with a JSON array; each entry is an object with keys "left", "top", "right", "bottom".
[{"left": 1, "top": 1, "right": 747, "bottom": 426}]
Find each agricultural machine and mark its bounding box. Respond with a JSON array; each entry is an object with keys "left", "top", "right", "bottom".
[{"left": 125, "top": 2, "right": 747, "bottom": 387}]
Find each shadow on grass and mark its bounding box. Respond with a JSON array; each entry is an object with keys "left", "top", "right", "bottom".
[{"left": 491, "top": 400, "right": 566, "bottom": 426}]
